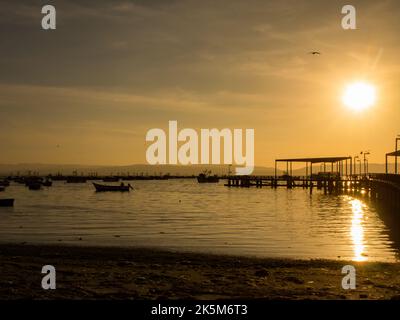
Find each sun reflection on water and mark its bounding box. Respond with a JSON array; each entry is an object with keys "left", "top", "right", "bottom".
[{"left": 350, "top": 199, "right": 367, "bottom": 261}]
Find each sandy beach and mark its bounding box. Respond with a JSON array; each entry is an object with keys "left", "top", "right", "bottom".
[{"left": 1, "top": 244, "right": 400, "bottom": 300}]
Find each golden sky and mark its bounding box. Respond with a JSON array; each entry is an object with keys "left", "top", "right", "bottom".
[{"left": 1, "top": 0, "right": 400, "bottom": 166}]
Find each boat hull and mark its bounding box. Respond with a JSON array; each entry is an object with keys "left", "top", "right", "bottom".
[
  {"left": 93, "top": 183, "right": 130, "bottom": 192},
  {"left": 28, "top": 183, "right": 42, "bottom": 190},
  {"left": 197, "top": 177, "right": 219, "bottom": 183},
  {"left": 0, "top": 180, "right": 10, "bottom": 187},
  {"left": 0, "top": 199, "right": 14, "bottom": 207}
]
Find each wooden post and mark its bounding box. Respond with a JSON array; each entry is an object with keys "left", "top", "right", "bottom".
[
  {"left": 386, "top": 154, "right": 388, "bottom": 175},
  {"left": 350, "top": 157, "right": 353, "bottom": 178}
]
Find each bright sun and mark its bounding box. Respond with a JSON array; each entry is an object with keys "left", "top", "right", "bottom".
[{"left": 342, "top": 82, "right": 376, "bottom": 112}]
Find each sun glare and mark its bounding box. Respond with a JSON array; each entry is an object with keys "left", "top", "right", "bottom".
[{"left": 342, "top": 82, "right": 376, "bottom": 112}]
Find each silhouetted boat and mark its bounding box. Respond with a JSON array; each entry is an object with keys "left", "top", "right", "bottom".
[
  {"left": 93, "top": 183, "right": 132, "bottom": 192},
  {"left": 14, "top": 178, "right": 25, "bottom": 184},
  {"left": 28, "top": 182, "right": 42, "bottom": 190},
  {"left": 197, "top": 171, "right": 219, "bottom": 183},
  {"left": 24, "top": 177, "right": 42, "bottom": 186},
  {"left": 0, "top": 199, "right": 14, "bottom": 207},
  {"left": 0, "top": 180, "right": 10, "bottom": 187},
  {"left": 42, "top": 180, "right": 52, "bottom": 187}
]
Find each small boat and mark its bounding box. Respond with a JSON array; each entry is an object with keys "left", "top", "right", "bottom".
[
  {"left": 0, "top": 180, "right": 10, "bottom": 187},
  {"left": 42, "top": 180, "right": 53, "bottom": 187},
  {"left": 197, "top": 171, "right": 219, "bottom": 183},
  {"left": 93, "top": 182, "right": 132, "bottom": 192},
  {"left": 14, "top": 178, "right": 26, "bottom": 184},
  {"left": 28, "top": 182, "right": 42, "bottom": 190},
  {"left": 24, "top": 178, "right": 43, "bottom": 186},
  {"left": 0, "top": 199, "right": 14, "bottom": 207}
]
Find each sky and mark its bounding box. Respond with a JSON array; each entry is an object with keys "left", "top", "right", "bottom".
[{"left": 1, "top": 0, "right": 400, "bottom": 167}]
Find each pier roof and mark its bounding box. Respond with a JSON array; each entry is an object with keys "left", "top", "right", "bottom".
[
  {"left": 386, "top": 150, "right": 400, "bottom": 157},
  {"left": 275, "top": 156, "right": 351, "bottom": 164}
]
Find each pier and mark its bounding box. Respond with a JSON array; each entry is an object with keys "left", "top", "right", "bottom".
[
  {"left": 226, "top": 156, "right": 353, "bottom": 193},
  {"left": 225, "top": 155, "right": 400, "bottom": 211}
]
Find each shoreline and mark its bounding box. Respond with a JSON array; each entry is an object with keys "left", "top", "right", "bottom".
[{"left": 1, "top": 243, "right": 400, "bottom": 300}]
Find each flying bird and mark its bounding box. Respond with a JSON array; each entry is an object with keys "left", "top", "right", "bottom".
[{"left": 309, "top": 51, "right": 321, "bottom": 55}]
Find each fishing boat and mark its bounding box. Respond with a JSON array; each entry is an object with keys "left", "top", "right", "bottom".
[
  {"left": 93, "top": 182, "right": 132, "bottom": 192},
  {"left": 28, "top": 182, "right": 42, "bottom": 190},
  {"left": 0, "top": 180, "right": 10, "bottom": 187},
  {"left": 0, "top": 199, "right": 14, "bottom": 207},
  {"left": 197, "top": 170, "right": 219, "bottom": 183},
  {"left": 42, "top": 179, "right": 53, "bottom": 187},
  {"left": 24, "top": 177, "right": 42, "bottom": 186}
]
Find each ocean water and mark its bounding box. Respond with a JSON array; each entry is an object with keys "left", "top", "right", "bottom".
[{"left": 0, "top": 179, "right": 398, "bottom": 262}]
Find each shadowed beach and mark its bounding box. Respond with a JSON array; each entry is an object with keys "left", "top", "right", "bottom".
[{"left": 1, "top": 244, "right": 400, "bottom": 300}]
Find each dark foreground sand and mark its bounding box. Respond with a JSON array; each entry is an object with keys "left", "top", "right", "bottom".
[{"left": 1, "top": 244, "right": 400, "bottom": 300}]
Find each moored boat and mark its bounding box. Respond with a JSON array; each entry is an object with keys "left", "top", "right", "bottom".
[
  {"left": 42, "top": 180, "right": 53, "bottom": 187},
  {"left": 28, "top": 182, "right": 42, "bottom": 190},
  {"left": 197, "top": 171, "right": 219, "bottom": 183},
  {"left": 24, "top": 177, "right": 43, "bottom": 186},
  {"left": 93, "top": 182, "right": 132, "bottom": 192},
  {"left": 0, "top": 180, "right": 10, "bottom": 187},
  {"left": 0, "top": 199, "right": 14, "bottom": 207}
]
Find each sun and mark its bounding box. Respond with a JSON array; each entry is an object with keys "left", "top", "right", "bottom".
[{"left": 342, "top": 82, "right": 377, "bottom": 112}]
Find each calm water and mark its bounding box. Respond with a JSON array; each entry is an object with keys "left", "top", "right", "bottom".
[{"left": 0, "top": 180, "right": 398, "bottom": 262}]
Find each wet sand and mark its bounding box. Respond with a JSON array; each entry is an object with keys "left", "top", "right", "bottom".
[{"left": 1, "top": 244, "right": 400, "bottom": 300}]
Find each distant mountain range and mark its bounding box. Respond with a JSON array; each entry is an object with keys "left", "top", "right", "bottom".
[{"left": 0, "top": 163, "right": 395, "bottom": 176}]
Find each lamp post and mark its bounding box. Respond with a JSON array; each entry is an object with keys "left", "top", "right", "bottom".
[
  {"left": 363, "top": 151, "right": 370, "bottom": 177},
  {"left": 353, "top": 155, "right": 359, "bottom": 177},
  {"left": 357, "top": 159, "right": 362, "bottom": 177}
]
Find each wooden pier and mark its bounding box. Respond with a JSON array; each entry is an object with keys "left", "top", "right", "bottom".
[
  {"left": 225, "top": 156, "right": 400, "bottom": 211},
  {"left": 226, "top": 156, "right": 354, "bottom": 193}
]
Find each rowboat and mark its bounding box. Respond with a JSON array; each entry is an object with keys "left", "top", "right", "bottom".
[
  {"left": 93, "top": 183, "right": 132, "bottom": 192},
  {"left": 0, "top": 199, "right": 14, "bottom": 207},
  {"left": 42, "top": 180, "right": 53, "bottom": 187},
  {"left": 197, "top": 171, "right": 219, "bottom": 183},
  {"left": 28, "top": 182, "right": 42, "bottom": 190},
  {"left": 0, "top": 180, "right": 10, "bottom": 187}
]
